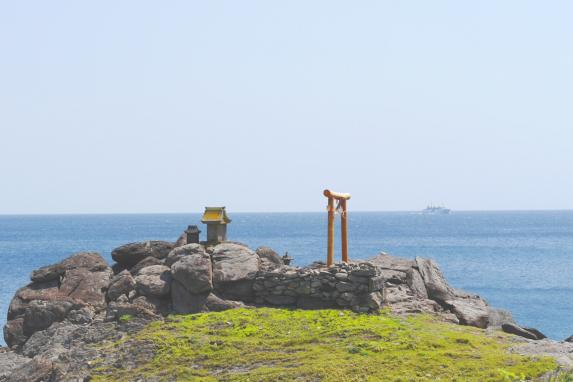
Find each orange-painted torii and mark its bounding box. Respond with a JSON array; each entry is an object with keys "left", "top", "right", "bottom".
[{"left": 323, "top": 189, "right": 351, "bottom": 266}]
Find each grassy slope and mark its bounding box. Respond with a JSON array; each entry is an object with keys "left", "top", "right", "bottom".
[{"left": 91, "top": 308, "right": 558, "bottom": 382}]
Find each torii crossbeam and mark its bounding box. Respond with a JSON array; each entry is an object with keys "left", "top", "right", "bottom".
[{"left": 323, "top": 189, "right": 351, "bottom": 266}]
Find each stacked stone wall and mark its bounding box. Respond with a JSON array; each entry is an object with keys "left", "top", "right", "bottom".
[{"left": 253, "top": 262, "right": 384, "bottom": 313}]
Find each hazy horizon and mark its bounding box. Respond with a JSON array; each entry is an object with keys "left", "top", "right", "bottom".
[
  {"left": 2, "top": 208, "right": 573, "bottom": 216},
  {"left": 1, "top": 1, "right": 572, "bottom": 214}
]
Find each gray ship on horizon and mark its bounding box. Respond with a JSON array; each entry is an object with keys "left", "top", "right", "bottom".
[{"left": 422, "top": 205, "right": 451, "bottom": 214}]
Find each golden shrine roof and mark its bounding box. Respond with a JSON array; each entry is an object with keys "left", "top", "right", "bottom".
[{"left": 201, "top": 207, "right": 231, "bottom": 224}]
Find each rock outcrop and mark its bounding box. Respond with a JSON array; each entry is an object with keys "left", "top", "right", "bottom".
[
  {"left": 0, "top": 230, "right": 556, "bottom": 380},
  {"left": 111, "top": 241, "right": 174, "bottom": 267},
  {"left": 4, "top": 252, "right": 112, "bottom": 350}
]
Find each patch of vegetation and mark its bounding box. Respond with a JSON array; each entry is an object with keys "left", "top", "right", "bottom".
[
  {"left": 118, "top": 314, "right": 133, "bottom": 323},
  {"left": 91, "top": 308, "right": 558, "bottom": 381}
]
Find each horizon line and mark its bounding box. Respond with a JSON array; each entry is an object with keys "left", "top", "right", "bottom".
[{"left": 1, "top": 208, "right": 573, "bottom": 216}]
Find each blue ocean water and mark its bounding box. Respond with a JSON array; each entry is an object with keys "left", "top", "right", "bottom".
[{"left": 1, "top": 211, "right": 572, "bottom": 344}]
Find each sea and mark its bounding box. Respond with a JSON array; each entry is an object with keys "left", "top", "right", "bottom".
[{"left": 1, "top": 211, "right": 572, "bottom": 345}]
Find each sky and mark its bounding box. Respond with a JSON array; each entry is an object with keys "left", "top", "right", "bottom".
[{"left": 0, "top": 1, "right": 572, "bottom": 214}]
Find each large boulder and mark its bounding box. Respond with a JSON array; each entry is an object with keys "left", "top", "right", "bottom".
[
  {"left": 107, "top": 271, "right": 136, "bottom": 301},
  {"left": 415, "top": 257, "right": 455, "bottom": 302},
  {"left": 406, "top": 268, "right": 428, "bottom": 299},
  {"left": 256, "top": 247, "right": 283, "bottom": 270},
  {"left": 111, "top": 241, "right": 175, "bottom": 267},
  {"left": 171, "top": 281, "right": 208, "bottom": 314},
  {"left": 30, "top": 252, "right": 108, "bottom": 283},
  {"left": 4, "top": 252, "right": 112, "bottom": 349},
  {"left": 171, "top": 253, "right": 213, "bottom": 294},
  {"left": 129, "top": 256, "right": 163, "bottom": 276},
  {"left": 134, "top": 265, "right": 171, "bottom": 298},
  {"left": 58, "top": 267, "right": 111, "bottom": 308},
  {"left": 23, "top": 301, "right": 75, "bottom": 336},
  {"left": 487, "top": 308, "right": 515, "bottom": 329},
  {"left": 502, "top": 323, "right": 545, "bottom": 340},
  {"left": 165, "top": 244, "right": 207, "bottom": 267},
  {"left": 212, "top": 243, "right": 260, "bottom": 284},
  {"left": 444, "top": 295, "right": 489, "bottom": 329}
]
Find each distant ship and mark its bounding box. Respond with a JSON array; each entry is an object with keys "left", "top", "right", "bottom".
[{"left": 422, "top": 205, "right": 451, "bottom": 214}]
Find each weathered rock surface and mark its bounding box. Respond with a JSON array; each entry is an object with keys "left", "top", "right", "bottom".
[
  {"left": 415, "top": 257, "right": 455, "bottom": 302},
  {"left": 170, "top": 280, "right": 208, "bottom": 314},
  {"left": 502, "top": 323, "right": 546, "bottom": 341},
  {"left": 0, "top": 349, "right": 28, "bottom": 380},
  {"left": 3, "top": 232, "right": 567, "bottom": 380},
  {"left": 5, "top": 356, "right": 55, "bottom": 382},
  {"left": 171, "top": 252, "right": 213, "bottom": 294},
  {"left": 107, "top": 270, "right": 136, "bottom": 301},
  {"left": 111, "top": 241, "right": 175, "bottom": 267},
  {"left": 129, "top": 256, "right": 163, "bottom": 276},
  {"left": 212, "top": 243, "right": 260, "bottom": 284},
  {"left": 444, "top": 295, "right": 489, "bottom": 328},
  {"left": 4, "top": 252, "right": 112, "bottom": 349},
  {"left": 165, "top": 243, "right": 206, "bottom": 267},
  {"left": 134, "top": 265, "right": 171, "bottom": 298},
  {"left": 256, "top": 246, "right": 283, "bottom": 270}
]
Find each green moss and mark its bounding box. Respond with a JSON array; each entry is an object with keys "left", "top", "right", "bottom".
[
  {"left": 91, "top": 308, "right": 557, "bottom": 381},
  {"left": 118, "top": 314, "right": 133, "bottom": 323}
]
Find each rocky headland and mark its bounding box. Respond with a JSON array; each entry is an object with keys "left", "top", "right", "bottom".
[{"left": 1, "top": 229, "right": 572, "bottom": 381}]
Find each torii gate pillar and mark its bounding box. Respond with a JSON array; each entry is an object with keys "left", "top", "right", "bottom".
[{"left": 323, "top": 189, "right": 351, "bottom": 266}]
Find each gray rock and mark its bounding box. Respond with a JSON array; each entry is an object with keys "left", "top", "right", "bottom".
[
  {"left": 112, "top": 241, "right": 175, "bottom": 267},
  {"left": 60, "top": 252, "right": 110, "bottom": 272},
  {"left": 175, "top": 231, "right": 188, "bottom": 248},
  {"left": 335, "top": 282, "right": 355, "bottom": 292},
  {"left": 256, "top": 246, "right": 283, "bottom": 269},
  {"left": 3, "top": 318, "right": 25, "bottom": 349},
  {"left": 58, "top": 267, "right": 112, "bottom": 308},
  {"left": 0, "top": 350, "right": 29, "bottom": 380},
  {"left": 369, "top": 253, "right": 415, "bottom": 272},
  {"left": 165, "top": 243, "right": 207, "bottom": 267},
  {"left": 444, "top": 297, "right": 489, "bottom": 329},
  {"left": 487, "top": 307, "right": 515, "bottom": 329},
  {"left": 30, "top": 252, "right": 109, "bottom": 285},
  {"left": 212, "top": 243, "right": 260, "bottom": 284},
  {"left": 23, "top": 300, "right": 75, "bottom": 336},
  {"left": 106, "top": 301, "right": 161, "bottom": 322},
  {"left": 368, "top": 275, "right": 385, "bottom": 292},
  {"left": 523, "top": 327, "right": 547, "bottom": 340},
  {"left": 502, "top": 323, "right": 539, "bottom": 340},
  {"left": 30, "top": 264, "right": 63, "bottom": 283},
  {"left": 6, "top": 356, "right": 55, "bottom": 382},
  {"left": 415, "top": 257, "right": 455, "bottom": 302},
  {"left": 217, "top": 280, "right": 255, "bottom": 301},
  {"left": 171, "top": 253, "right": 212, "bottom": 294},
  {"left": 6, "top": 297, "right": 26, "bottom": 321},
  {"left": 134, "top": 265, "right": 171, "bottom": 298},
  {"left": 107, "top": 270, "right": 136, "bottom": 301},
  {"left": 170, "top": 281, "right": 209, "bottom": 314},
  {"left": 22, "top": 320, "right": 120, "bottom": 360},
  {"left": 406, "top": 268, "right": 428, "bottom": 299},
  {"left": 67, "top": 307, "right": 95, "bottom": 325},
  {"left": 379, "top": 269, "right": 407, "bottom": 284},
  {"left": 205, "top": 293, "right": 247, "bottom": 312},
  {"left": 129, "top": 256, "right": 163, "bottom": 276}
]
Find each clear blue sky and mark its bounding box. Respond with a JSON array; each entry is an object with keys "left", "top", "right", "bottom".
[{"left": 1, "top": 1, "right": 572, "bottom": 214}]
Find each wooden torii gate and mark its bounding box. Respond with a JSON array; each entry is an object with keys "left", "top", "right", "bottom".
[{"left": 323, "top": 189, "right": 351, "bottom": 266}]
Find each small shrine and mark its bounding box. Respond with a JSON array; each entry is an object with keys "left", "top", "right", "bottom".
[
  {"left": 201, "top": 206, "right": 231, "bottom": 243},
  {"left": 184, "top": 225, "right": 201, "bottom": 244}
]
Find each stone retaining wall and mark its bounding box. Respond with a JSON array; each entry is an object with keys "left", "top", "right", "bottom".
[{"left": 253, "top": 262, "right": 384, "bottom": 313}]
